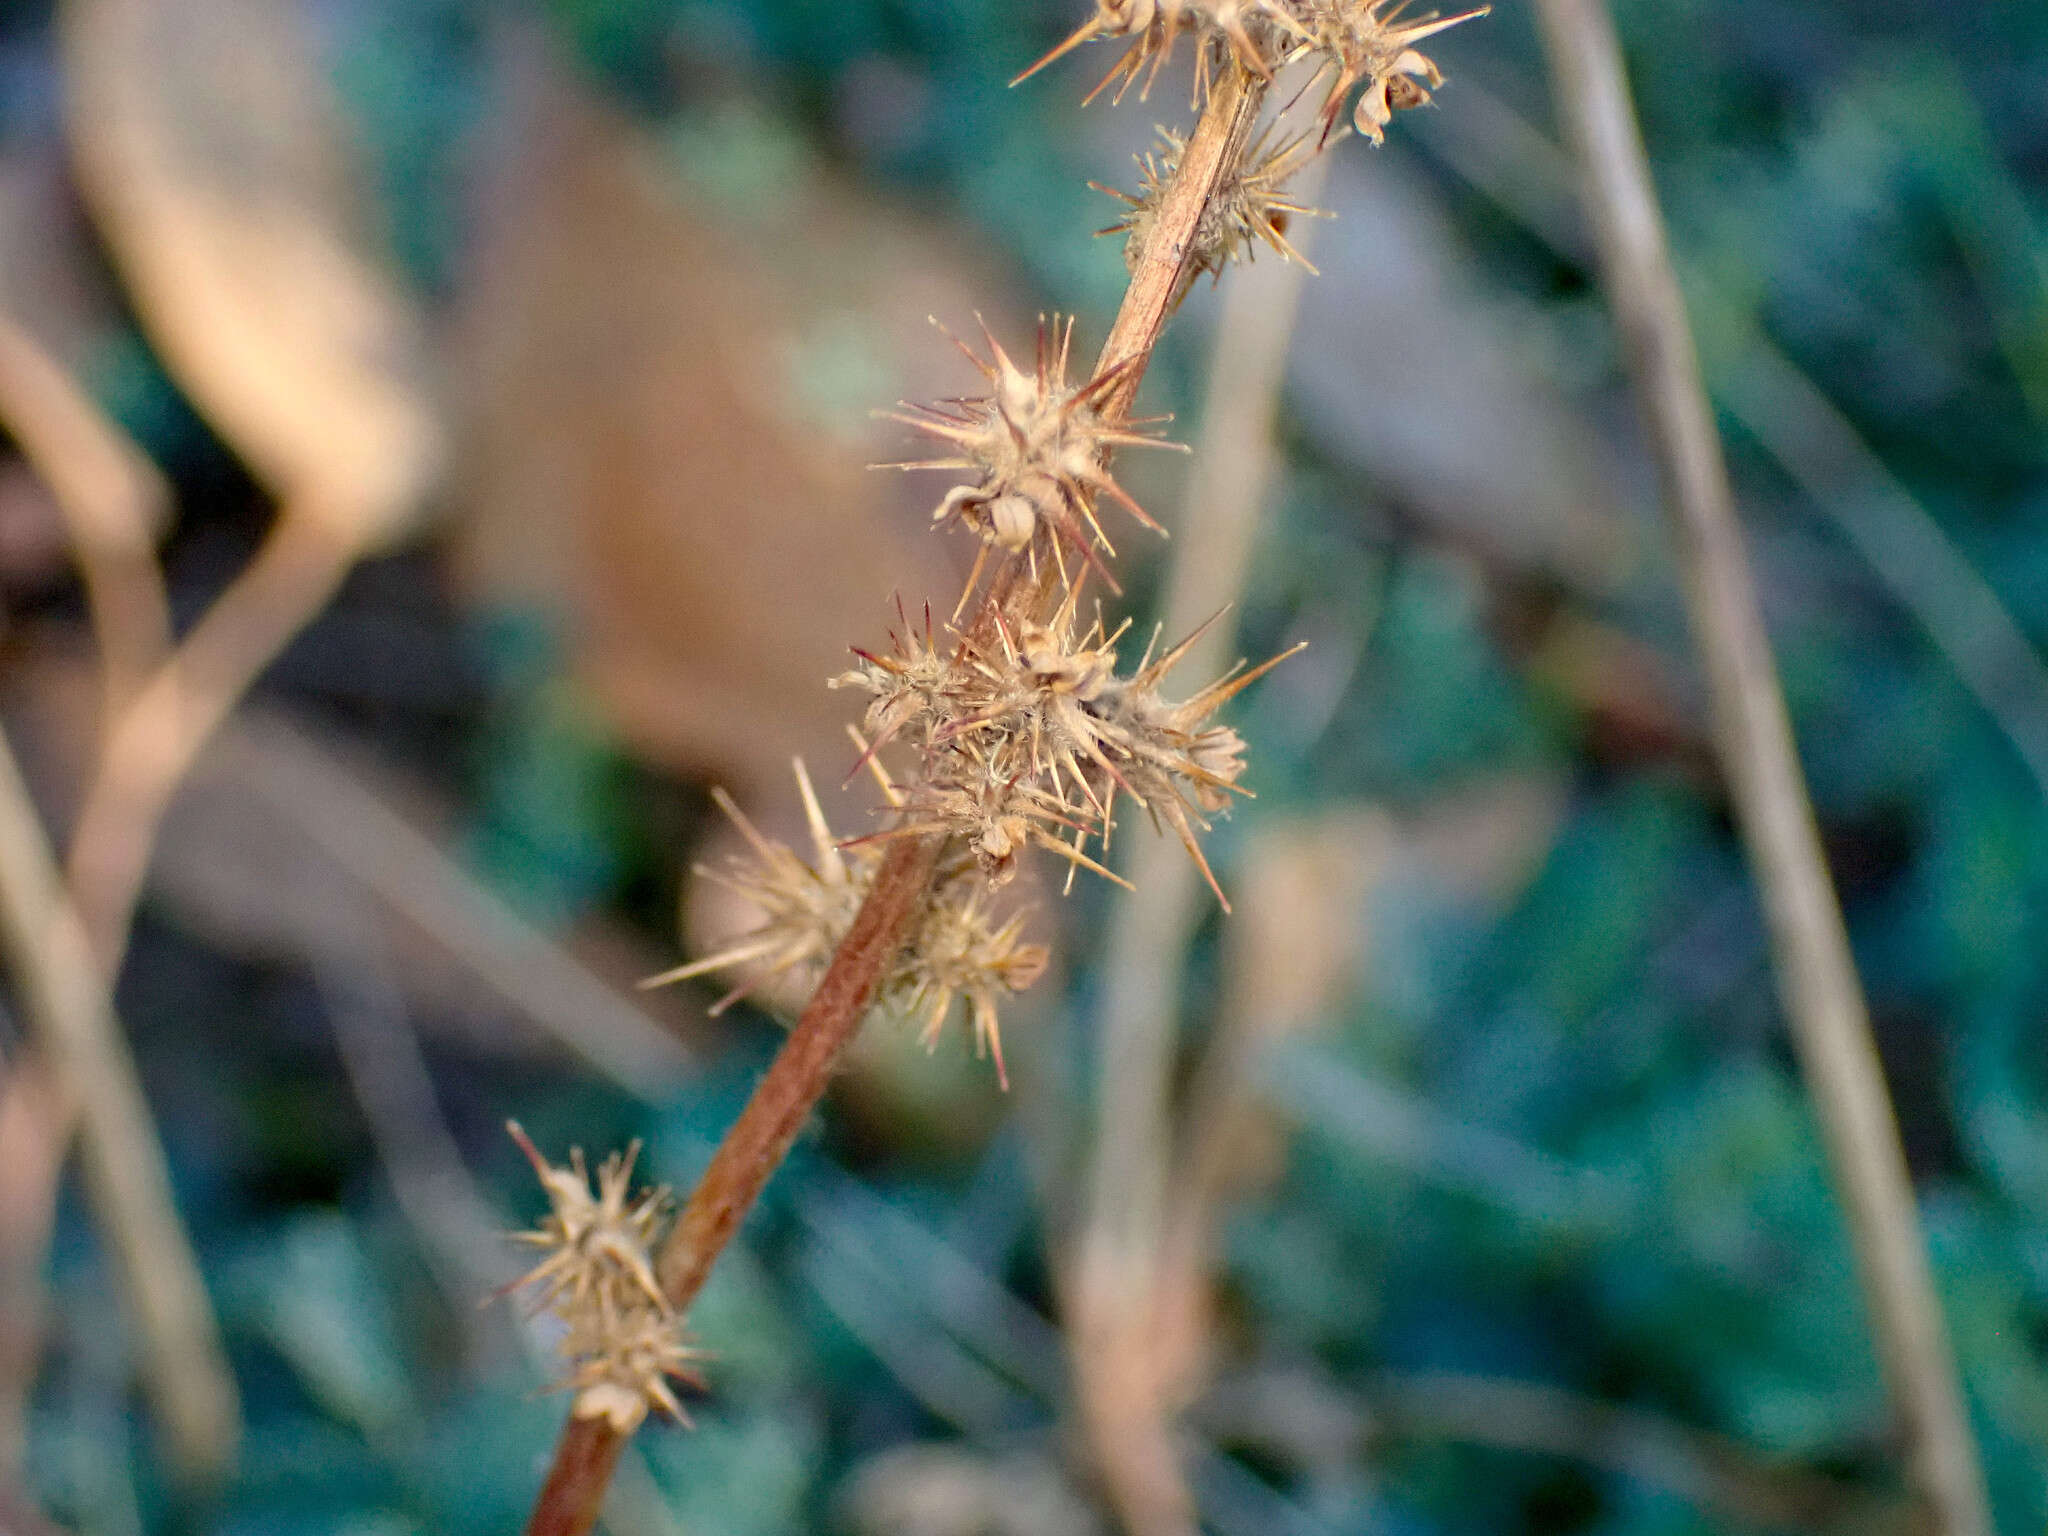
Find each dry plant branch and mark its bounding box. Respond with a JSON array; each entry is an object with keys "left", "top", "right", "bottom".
[
  {"left": 0, "top": 722, "right": 237, "bottom": 1475},
  {"left": 1532, "top": 2, "right": 1990, "bottom": 1531},
  {"left": 0, "top": 313, "right": 171, "bottom": 712},
  {"left": 59, "top": 0, "right": 439, "bottom": 981},
  {"left": 517, "top": 7, "right": 1495, "bottom": 1523},
  {"left": 521, "top": 57, "right": 1287, "bottom": 1536},
  {"left": 1073, "top": 104, "right": 1328, "bottom": 1536},
  {"left": 0, "top": 309, "right": 241, "bottom": 1482},
  {"left": 523, "top": 832, "right": 942, "bottom": 1536},
  {"left": 64, "top": 509, "right": 362, "bottom": 975}
]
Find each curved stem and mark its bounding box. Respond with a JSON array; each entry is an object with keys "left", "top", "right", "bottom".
[
  {"left": 65, "top": 508, "right": 360, "bottom": 975},
  {"left": 0, "top": 724, "right": 237, "bottom": 1475},
  {"left": 1532, "top": 3, "right": 1990, "bottom": 1532}
]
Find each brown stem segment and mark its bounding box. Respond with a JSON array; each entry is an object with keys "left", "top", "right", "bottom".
[
  {"left": 523, "top": 1416, "right": 627, "bottom": 1536},
  {"left": 520, "top": 57, "right": 1270, "bottom": 1536},
  {"left": 654, "top": 833, "right": 942, "bottom": 1310},
  {"left": 1094, "top": 65, "right": 1266, "bottom": 423},
  {"left": 521, "top": 836, "right": 939, "bottom": 1536},
  {"left": 1532, "top": 2, "right": 1989, "bottom": 1533}
]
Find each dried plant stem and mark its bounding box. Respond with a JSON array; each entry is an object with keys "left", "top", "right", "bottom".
[
  {"left": 65, "top": 508, "right": 360, "bottom": 976},
  {"left": 1094, "top": 64, "right": 1265, "bottom": 422},
  {"left": 1532, "top": 3, "right": 1991, "bottom": 1532},
  {"left": 0, "top": 312, "right": 171, "bottom": 712},
  {"left": 521, "top": 62, "right": 1272, "bottom": 1536},
  {"left": 524, "top": 834, "right": 939, "bottom": 1536},
  {"left": 0, "top": 722, "right": 237, "bottom": 1475},
  {"left": 524, "top": 1415, "right": 629, "bottom": 1536},
  {"left": 653, "top": 834, "right": 943, "bottom": 1305}
]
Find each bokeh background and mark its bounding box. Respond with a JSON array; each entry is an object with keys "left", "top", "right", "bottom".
[{"left": 2, "top": 0, "right": 2048, "bottom": 1532}]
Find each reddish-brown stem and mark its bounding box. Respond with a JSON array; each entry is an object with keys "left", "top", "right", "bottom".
[
  {"left": 523, "top": 1417, "right": 627, "bottom": 1536},
  {"left": 1094, "top": 65, "right": 1265, "bottom": 422},
  {"left": 654, "top": 833, "right": 942, "bottom": 1308},
  {"left": 520, "top": 57, "right": 1269, "bottom": 1536},
  {"left": 523, "top": 836, "right": 938, "bottom": 1536}
]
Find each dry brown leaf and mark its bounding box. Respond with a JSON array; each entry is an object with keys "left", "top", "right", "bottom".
[
  {"left": 449, "top": 58, "right": 1013, "bottom": 807},
  {"left": 59, "top": 0, "right": 440, "bottom": 544}
]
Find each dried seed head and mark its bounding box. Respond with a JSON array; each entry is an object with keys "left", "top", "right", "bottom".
[
  {"left": 504, "top": 1124, "right": 703, "bottom": 1432},
  {"left": 1293, "top": 1, "right": 1487, "bottom": 144},
  {"left": 886, "top": 876, "right": 1050, "bottom": 1089},
  {"left": 829, "top": 599, "right": 951, "bottom": 757},
  {"left": 878, "top": 316, "right": 1182, "bottom": 582},
  {"left": 1016, "top": 0, "right": 1308, "bottom": 107},
  {"left": 860, "top": 585, "right": 1303, "bottom": 911},
  {"left": 898, "top": 733, "right": 1125, "bottom": 890},
  {"left": 646, "top": 764, "right": 867, "bottom": 1015},
  {"left": 644, "top": 761, "right": 1047, "bottom": 1083},
  {"left": 1098, "top": 125, "right": 1332, "bottom": 280}
]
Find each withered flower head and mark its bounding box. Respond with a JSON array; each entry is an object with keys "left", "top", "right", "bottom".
[
  {"left": 896, "top": 732, "right": 1127, "bottom": 891},
  {"left": 1016, "top": 0, "right": 1309, "bottom": 106},
  {"left": 644, "top": 764, "right": 867, "bottom": 1016},
  {"left": 878, "top": 315, "right": 1182, "bottom": 582},
  {"left": 504, "top": 1124, "right": 703, "bottom": 1432},
  {"left": 645, "top": 760, "right": 1049, "bottom": 1084},
  {"left": 829, "top": 598, "right": 952, "bottom": 755},
  {"left": 880, "top": 585, "right": 1304, "bottom": 912},
  {"left": 885, "top": 875, "right": 1050, "bottom": 1089},
  {"left": 1294, "top": 1, "right": 1488, "bottom": 144},
  {"left": 1098, "top": 124, "right": 1333, "bottom": 281}
]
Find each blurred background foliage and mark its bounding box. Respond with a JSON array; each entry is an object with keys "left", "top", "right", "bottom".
[{"left": 2, "top": 0, "right": 2048, "bottom": 1533}]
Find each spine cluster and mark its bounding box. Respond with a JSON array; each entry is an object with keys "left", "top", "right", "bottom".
[
  {"left": 1021, "top": 0, "right": 1484, "bottom": 143},
  {"left": 505, "top": 1125, "right": 703, "bottom": 1431}
]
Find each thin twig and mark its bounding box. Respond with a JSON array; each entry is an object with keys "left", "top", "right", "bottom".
[
  {"left": 0, "top": 722, "right": 237, "bottom": 1475},
  {"left": 65, "top": 508, "right": 361, "bottom": 976},
  {"left": 1531, "top": 4, "right": 1990, "bottom": 1532},
  {"left": 520, "top": 62, "right": 1273, "bottom": 1536},
  {"left": 652, "top": 833, "right": 943, "bottom": 1307},
  {"left": 0, "top": 311, "right": 171, "bottom": 712},
  {"left": 1093, "top": 64, "right": 1266, "bottom": 423},
  {"left": 524, "top": 832, "right": 940, "bottom": 1536}
]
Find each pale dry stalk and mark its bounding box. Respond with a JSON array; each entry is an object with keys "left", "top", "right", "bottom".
[
  {"left": 0, "top": 723, "right": 238, "bottom": 1475},
  {"left": 0, "top": 318, "right": 239, "bottom": 1475},
  {"left": 1532, "top": 1, "right": 1991, "bottom": 1531},
  {"left": 0, "top": 311, "right": 172, "bottom": 710},
  {"left": 1073, "top": 100, "right": 1328, "bottom": 1536},
  {"left": 64, "top": 507, "right": 362, "bottom": 975}
]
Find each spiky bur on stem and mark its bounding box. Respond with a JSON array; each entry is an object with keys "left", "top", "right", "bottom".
[
  {"left": 641, "top": 759, "right": 1049, "bottom": 1087},
  {"left": 1017, "top": 0, "right": 1486, "bottom": 144},
  {"left": 878, "top": 315, "right": 1182, "bottom": 597},
  {"left": 521, "top": 11, "right": 1482, "bottom": 1532},
  {"left": 1098, "top": 124, "right": 1337, "bottom": 284},
  {"left": 504, "top": 1124, "right": 703, "bottom": 1433}
]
